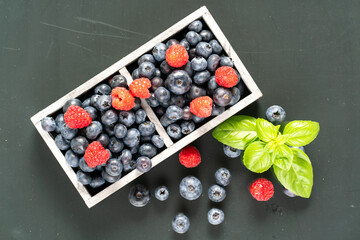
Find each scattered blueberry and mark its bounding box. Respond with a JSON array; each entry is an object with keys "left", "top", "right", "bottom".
[
  {"left": 133, "top": 98, "right": 141, "bottom": 111},
  {"left": 94, "top": 84, "right": 111, "bottom": 95},
  {"left": 146, "top": 93, "right": 160, "bottom": 107},
  {"left": 119, "top": 111, "right": 135, "bottom": 127},
  {"left": 179, "top": 38, "right": 190, "bottom": 51},
  {"left": 166, "top": 39, "right": 179, "bottom": 48},
  {"left": 102, "top": 169, "right": 121, "bottom": 183},
  {"left": 86, "top": 121, "right": 103, "bottom": 140},
  {"left": 207, "top": 76, "right": 218, "bottom": 91},
  {"left": 89, "top": 172, "right": 105, "bottom": 188},
  {"left": 150, "top": 77, "right": 164, "bottom": 92},
  {"left": 132, "top": 68, "right": 140, "bottom": 79},
  {"left": 128, "top": 184, "right": 150, "bottom": 207},
  {"left": 90, "top": 94, "right": 100, "bottom": 107},
  {"left": 191, "top": 56, "right": 207, "bottom": 71},
  {"left": 166, "top": 105, "right": 183, "bottom": 121},
  {"left": 151, "top": 135, "right": 164, "bottom": 148},
  {"left": 63, "top": 98, "right": 82, "bottom": 113},
  {"left": 208, "top": 184, "right": 226, "bottom": 202},
  {"left": 101, "top": 109, "right": 118, "bottom": 126},
  {"left": 152, "top": 43, "right": 167, "bottom": 62},
  {"left": 180, "top": 61, "right": 193, "bottom": 77},
  {"left": 61, "top": 125, "right": 78, "bottom": 140},
  {"left": 209, "top": 39, "right": 222, "bottom": 54},
  {"left": 180, "top": 121, "right": 195, "bottom": 134},
  {"left": 223, "top": 145, "right": 242, "bottom": 158},
  {"left": 192, "top": 115, "right": 205, "bottom": 123},
  {"left": 108, "top": 136, "right": 124, "bottom": 153},
  {"left": 170, "top": 95, "right": 186, "bottom": 108},
  {"left": 65, "top": 149, "right": 79, "bottom": 167},
  {"left": 114, "top": 123, "right": 127, "bottom": 139},
  {"left": 154, "top": 68, "right": 161, "bottom": 77},
  {"left": 220, "top": 56, "right": 233, "bottom": 67},
  {"left": 266, "top": 105, "right": 286, "bottom": 125},
  {"left": 213, "top": 87, "right": 232, "bottom": 107},
  {"left": 160, "top": 60, "right": 174, "bottom": 75},
  {"left": 179, "top": 176, "right": 202, "bottom": 200},
  {"left": 76, "top": 170, "right": 92, "bottom": 185},
  {"left": 167, "top": 124, "right": 182, "bottom": 140},
  {"left": 208, "top": 208, "right": 225, "bottom": 225},
  {"left": 199, "top": 30, "right": 213, "bottom": 41},
  {"left": 138, "top": 54, "right": 155, "bottom": 65},
  {"left": 82, "top": 98, "right": 91, "bottom": 108},
  {"left": 165, "top": 70, "right": 192, "bottom": 95},
  {"left": 95, "top": 95, "right": 112, "bottom": 111},
  {"left": 160, "top": 115, "right": 176, "bottom": 127},
  {"left": 182, "top": 106, "right": 193, "bottom": 120},
  {"left": 104, "top": 125, "right": 115, "bottom": 136},
  {"left": 84, "top": 106, "right": 98, "bottom": 120},
  {"left": 123, "top": 128, "right": 140, "bottom": 147},
  {"left": 211, "top": 104, "right": 225, "bottom": 116},
  {"left": 154, "top": 86, "right": 171, "bottom": 103},
  {"left": 188, "top": 47, "right": 197, "bottom": 60},
  {"left": 155, "top": 185, "right": 169, "bottom": 201},
  {"left": 215, "top": 168, "right": 231, "bottom": 187},
  {"left": 188, "top": 20, "right": 203, "bottom": 32},
  {"left": 186, "top": 31, "right": 201, "bottom": 46},
  {"left": 207, "top": 54, "right": 220, "bottom": 72},
  {"left": 139, "top": 61, "right": 156, "bottom": 79},
  {"left": 109, "top": 74, "right": 127, "bottom": 88},
  {"left": 139, "top": 143, "right": 157, "bottom": 158},
  {"left": 193, "top": 70, "right": 211, "bottom": 85},
  {"left": 172, "top": 213, "right": 190, "bottom": 234},
  {"left": 189, "top": 85, "right": 206, "bottom": 100},
  {"left": 41, "top": 117, "right": 56, "bottom": 132},
  {"left": 136, "top": 156, "right": 152, "bottom": 172},
  {"left": 105, "top": 158, "right": 123, "bottom": 176},
  {"left": 79, "top": 157, "right": 95, "bottom": 173},
  {"left": 139, "top": 121, "right": 156, "bottom": 137},
  {"left": 96, "top": 133, "right": 110, "bottom": 147},
  {"left": 228, "top": 87, "right": 241, "bottom": 106},
  {"left": 70, "top": 136, "right": 89, "bottom": 155}
]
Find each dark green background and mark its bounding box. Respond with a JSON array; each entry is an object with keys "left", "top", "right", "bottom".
[{"left": 1, "top": 0, "right": 359, "bottom": 239}]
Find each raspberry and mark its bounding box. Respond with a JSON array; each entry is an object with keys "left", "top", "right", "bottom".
[
  {"left": 215, "top": 66, "right": 238, "bottom": 88},
  {"left": 166, "top": 44, "right": 189, "bottom": 68},
  {"left": 129, "top": 78, "right": 151, "bottom": 98},
  {"left": 84, "top": 141, "right": 110, "bottom": 168},
  {"left": 190, "top": 96, "right": 213, "bottom": 118},
  {"left": 111, "top": 87, "right": 135, "bottom": 111},
  {"left": 249, "top": 178, "right": 274, "bottom": 201},
  {"left": 64, "top": 105, "right": 92, "bottom": 129},
  {"left": 179, "top": 146, "right": 201, "bottom": 168}
]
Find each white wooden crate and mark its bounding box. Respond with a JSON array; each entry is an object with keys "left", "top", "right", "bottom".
[{"left": 31, "top": 6, "right": 262, "bottom": 208}]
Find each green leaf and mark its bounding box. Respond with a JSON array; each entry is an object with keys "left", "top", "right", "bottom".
[
  {"left": 272, "top": 144, "right": 293, "bottom": 171},
  {"left": 283, "top": 120, "right": 320, "bottom": 147},
  {"left": 243, "top": 141, "right": 273, "bottom": 173},
  {"left": 255, "top": 118, "right": 279, "bottom": 142},
  {"left": 273, "top": 148, "right": 313, "bottom": 198},
  {"left": 212, "top": 115, "right": 258, "bottom": 150}
]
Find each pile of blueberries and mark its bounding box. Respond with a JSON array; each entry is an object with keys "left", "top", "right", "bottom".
[
  {"left": 42, "top": 76, "right": 165, "bottom": 192},
  {"left": 130, "top": 19, "right": 247, "bottom": 140}
]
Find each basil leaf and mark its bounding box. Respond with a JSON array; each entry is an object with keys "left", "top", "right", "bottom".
[
  {"left": 255, "top": 118, "right": 279, "bottom": 142},
  {"left": 283, "top": 120, "right": 320, "bottom": 147},
  {"left": 273, "top": 148, "right": 313, "bottom": 198},
  {"left": 243, "top": 141, "right": 273, "bottom": 173},
  {"left": 212, "top": 115, "right": 258, "bottom": 150},
  {"left": 272, "top": 144, "right": 293, "bottom": 171}
]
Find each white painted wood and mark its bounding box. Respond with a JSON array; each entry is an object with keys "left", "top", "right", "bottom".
[{"left": 31, "top": 6, "right": 262, "bottom": 208}]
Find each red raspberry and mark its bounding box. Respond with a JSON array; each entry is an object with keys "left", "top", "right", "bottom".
[
  {"left": 64, "top": 105, "right": 92, "bottom": 129},
  {"left": 179, "top": 146, "right": 201, "bottom": 168},
  {"left": 84, "top": 141, "right": 110, "bottom": 168},
  {"left": 129, "top": 78, "right": 151, "bottom": 98},
  {"left": 249, "top": 178, "right": 274, "bottom": 201},
  {"left": 215, "top": 66, "right": 238, "bottom": 88},
  {"left": 166, "top": 44, "right": 189, "bottom": 68},
  {"left": 111, "top": 87, "right": 135, "bottom": 111},
  {"left": 190, "top": 96, "right": 213, "bottom": 118}
]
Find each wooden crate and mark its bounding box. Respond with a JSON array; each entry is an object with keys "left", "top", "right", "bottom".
[{"left": 30, "top": 6, "right": 262, "bottom": 208}]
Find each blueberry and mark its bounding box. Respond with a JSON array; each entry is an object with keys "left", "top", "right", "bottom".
[
  {"left": 193, "top": 70, "right": 210, "bottom": 85},
  {"left": 63, "top": 98, "right": 82, "bottom": 112},
  {"left": 192, "top": 115, "right": 205, "bottom": 123},
  {"left": 105, "top": 158, "right": 123, "bottom": 176},
  {"left": 196, "top": 42, "right": 212, "bottom": 58},
  {"left": 189, "top": 85, "right": 206, "bottom": 100},
  {"left": 70, "top": 136, "right": 89, "bottom": 155},
  {"left": 179, "top": 176, "right": 202, "bottom": 200},
  {"left": 146, "top": 93, "right": 160, "bottom": 107},
  {"left": 139, "top": 143, "right": 157, "bottom": 158},
  {"left": 139, "top": 121, "right": 156, "bottom": 137},
  {"left": 170, "top": 95, "right": 186, "bottom": 108},
  {"left": 95, "top": 95, "right": 112, "bottom": 111},
  {"left": 104, "top": 125, "right": 115, "bottom": 136},
  {"left": 155, "top": 186, "right": 169, "bottom": 201},
  {"left": 209, "top": 40, "right": 222, "bottom": 54},
  {"left": 90, "top": 94, "right": 101, "bottom": 107},
  {"left": 141, "top": 135, "right": 152, "bottom": 142},
  {"left": 128, "top": 184, "right": 150, "bottom": 207},
  {"left": 160, "top": 60, "right": 174, "bottom": 75},
  {"left": 123, "top": 128, "right": 140, "bottom": 147},
  {"left": 109, "top": 74, "right": 127, "bottom": 88},
  {"left": 96, "top": 165, "right": 104, "bottom": 171},
  {"left": 167, "top": 124, "right": 182, "bottom": 140},
  {"left": 136, "top": 156, "right": 152, "bottom": 172},
  {"left": 135, "top": 109, "right": 147, "bottom": 125},
  {"left": 159, "top": 100, "right": 170, "bottom": 108},
  {"left": 138, "top": 54, "right": 155, "bottom": 65},
  {"left": 61, "top": 125, "right": 78, "bottom": 140},
  {"left": 76, "top": 170, "right": 92, "bottom": 185},
  {"left": 208, "top": 184, "right": 226, "bottom": 202},
  {"left": 79, "top": 157, "right": 95, "bottom": 172},
  {"left": 199, "top": 30, "right": 213, "bottom": 42},
  {"left": 108, "top": 137, "right": 124, "bottom": 153},
  {"left": 207, "top": 54, "right": 220, "bottom": 72},
  {"left": 180, "top": 61, "right": 193, "bottom": 77},
  {"left": 266, "top": 105, "right": 286, "bottom": 125},
  {"left": 150, "top": 77, "right": 164, "bottom": 92},
  {"left": 213, "top": 87, "right": 232, "bottom": 107},
  {"left": 123, "top": 159, "right": 136, "bottom": 172},
  {"left": 166, "top": 105, "right": 183, "bottom": 121},
  {"left": 160, "top": 115, "right": 176, "bottom": 127},
  {"left": 208, "top": 208, "right": 225, "bottom": 225},
  {"left": 166, "top": 39, "right": 179, "bottom": 48},
  {"left": 152, "top": 135, "right": 165, "bottom": 148},
  {"left": 207, "top": 76, "right": 218, "bottom": 90},
  {"left": 188, "top": 20, "right": 203, "bottom": 32},
  {"left": 96, "top": 133, "right": 110, "bottom": 147},
  {"left": 223, "top": 145, "right": 242, "bottom": 158},
  {"left": 152, "top": 43, "right": 167, "bottom": 62},
  {"left": 65, "top": 149, "right": 79, "bottom": 167},
  {"left": 237, "top": 79, "right": 246, "bottom": 97},
  {"left": 181, "top": 121, "right": 195, "bottom": 135},
  {"left": 132, "top": 68, "right": 140, "bottom": 79},
  {"left": 130, "top": 145, "right": 139, "bottom": 154},
  {"left": 154, "top": 86, "right": 171, "bottom": 103},
  {"left": 101, "top": 169, "right": 121, "bottom": 183},
  {"left": 119, "top": 149, "right": 133, "bottom": 170},
  {"left": 84, "top": 106, "right": 98, "bottom": 120},
  {"left": 186, "top": 31, "right": 201, "bottom": 46},
  {"left": 191, "top": 56, "right": 207, "bottom": 71},
  {"left": 211, "top": 104, "right": 225, "bottom": 116},
  {"left": 165, "top": 70, "right": 192, "bottom": 95},
  {"left": 172, "top": 213, "right": 190, "bottom": 234},
  {"left": 229, "top": 87, "right": 241, "bottom": 106},
  {"left": 94, "top": 84, "right": 111, "bottom": 95},
  {"left": 179, "top": 38, "right": 190, "bottom": 51},
  {"left": 154, "top": 68, "right": 161, "bottom": 77},
  {"left": 188, "top": 47, "right": 197, "bottom": 60},
  {"left": 119, "top": 111, "right": 135, "bottom": 127},
  {"left": 89, "top": 172, "right": 105, "bottom": 188},
  {"left": 41, "top": 117, "right": 56, "bottom": 132},
  {"left": 114, "top": 124, "right": 127, "bottom": 139},
  {"left": 283, "top": 188, "right": 297, "bottom": 197},
  {"left": 133, "top": 98, "right": 141, "bottom": 111},
  {"left": 215, "top": 168, "right": 231, "bottom": 187},
  {"left": 220, "top": 56, "right": 233, "bottom": 67},
  {"left": 82, "top": 98, "right": 91, "bottom": 107},
  {"left": 86, "top": 121, "right": 102, "bottom": 140},
  {"left": 101, "top": 109, "right": 118, "bottom": 126},
  {"left": 139, "top": 62, "right": 155, "bottom": 79},
  {"left": 182, "top": 106, "right": 193, "bottom": 120}
]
